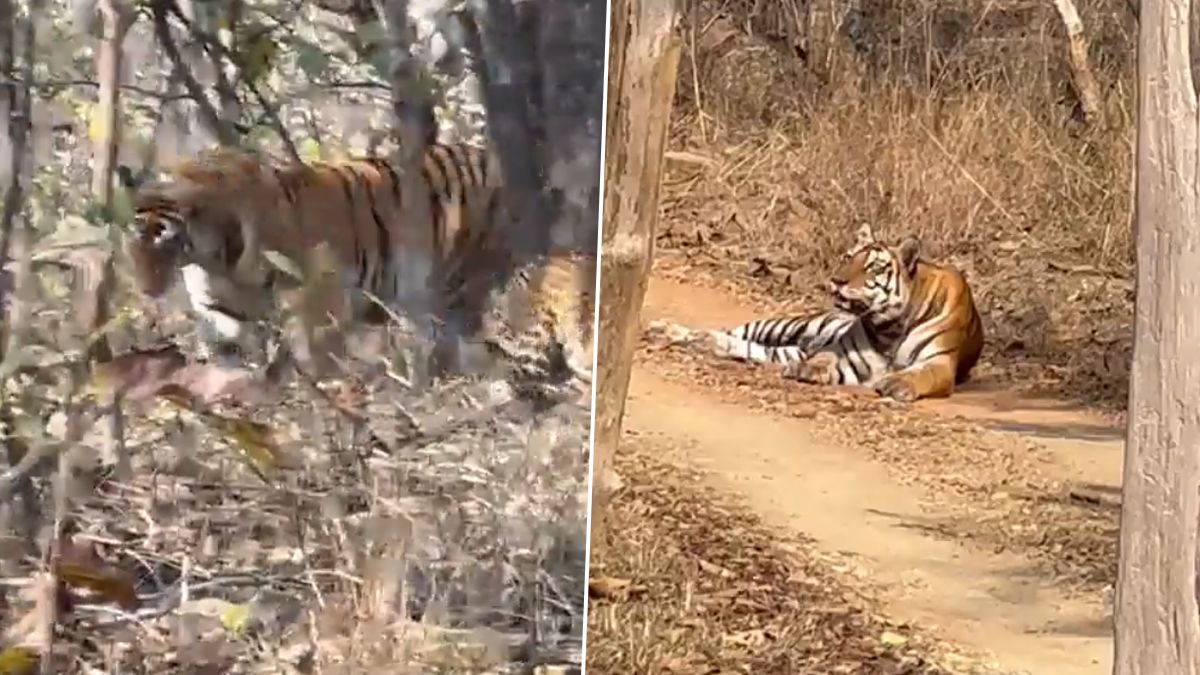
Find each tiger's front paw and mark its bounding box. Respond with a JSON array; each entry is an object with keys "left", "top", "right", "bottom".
[
  {"left": 782, "top": 351, "right": 839, "bottom": 385},
  {"left": 873, "top": 374, "right": 918, "bottom": 402}
]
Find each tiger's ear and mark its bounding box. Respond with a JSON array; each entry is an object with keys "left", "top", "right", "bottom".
[
  {"left": 853, "top": 222, "right": 875, "bottom": 250},
  {"left": 898, "top": 235, "right": 921, "bottom": 275}
]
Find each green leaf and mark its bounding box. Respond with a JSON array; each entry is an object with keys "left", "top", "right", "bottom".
[
  {"left": 292, "top": 39, "right": 331, "bottom": 79},
  {"left": 219, "top": 602, "right": 251, "bottom": 635},
  {"left": 240, "top": 32, "right": 279, "bottom": 86},
  {"left": 366, "top": 49, "right": 392, "bottom": 84},
  {"left": 357, "top": 20, "right": 389, "bottom": 55},
  {"left": 109, "top": 187, "right": 136, "bottom": 227}
]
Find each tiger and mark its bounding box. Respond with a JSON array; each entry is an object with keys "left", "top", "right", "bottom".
[
  {"left": 648, "top": 223, "right": 983, "bottom": 402},
  {"left": 487, "top": 250, "right": 596, "bottom": 389},
  {"left": 120, "top": 142, "right": 513, "bottom": 369}
]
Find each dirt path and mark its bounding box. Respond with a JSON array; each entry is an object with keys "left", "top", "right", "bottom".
[{"left": 628, "top": 276, "right": 1122, "bottom": 674}]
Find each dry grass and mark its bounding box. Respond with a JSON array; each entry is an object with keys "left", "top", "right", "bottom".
[
  {"left": 0, "top": 240, "right": 589, "bottom": 673},
  {"left": 660, "top": 0, "right": 1135, "bottom": 409},
  {"left": 585, "top": 436, "right": 1007, "bottom": 674}
]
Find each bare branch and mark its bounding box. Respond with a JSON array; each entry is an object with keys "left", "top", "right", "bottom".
[
  {"left": 150, "top": 0, "right": 239, "bottom": 145},
  {"left": 166, "top": 4, "right": 301, "bottom": 161},
  {"left": 0, "top": 76, "right": 191, "bottom": 100},
  {"left": 1051, "top": 0, "right": 1102, "bottom": 125}
]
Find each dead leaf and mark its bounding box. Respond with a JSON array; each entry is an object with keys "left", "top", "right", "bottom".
[
  {"left": 155, "top": 390, "right": 199, "bottom": 422},
  {"left": 56, "top": 561, "right": 139, "bottom": 610},
  {"left": 171, "top": 362, "right": 278, "bottom": 407},
  {"left": 696, "top": 558, "right": 735, "bottom": 578},
  {"left": 0, "top": 646, "right": 37, "bottom": 675},
  {"left": 91, "top": 344, "right": 187, "bottom": 401},
  {"left": 201, "top": 412, "right": 283, "bottom": 478},
  {"left": 94, "top": 347, "right": 276, "bottom": 407},
  {"left": 723, "top": 629, "right": 769, "bottom": 648},
  {"left": 588, "top": 576, "right": 635, "bottom": 600}
]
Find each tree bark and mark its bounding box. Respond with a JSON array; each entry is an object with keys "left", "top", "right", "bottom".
[
  {"left": 383, "top": 0, "right": 444, "bottom": 380},
  {"left": 1051, "top": 0, "right": 1102, "bottom": 125},
  {"left": 89, "top": 0, "right": 133, "bottom": 210},
  {"left": 588, "top": 0, "right": 680, "bottom": 545},
  {"left": 1113, "top": 0, "right": 1200, "bottom": 670}
]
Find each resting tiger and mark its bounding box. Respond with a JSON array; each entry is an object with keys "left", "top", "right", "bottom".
[
  {"left": 649, "top": 224, "right": 983, "bottom": 402},
  {"left": 120, "top": 143, "right": 515, "bottom": 367}
]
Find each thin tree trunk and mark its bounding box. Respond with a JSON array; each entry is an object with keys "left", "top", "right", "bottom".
[
  {"left": 90, "top": 0, "right": 133, "bottom": 212},
  {"left": 535, "top": 0, "right": 605, "bottom": 252},
  {"left": 1051, "top": 0, "right": 1102, "bottom": 124},
  {"left": 0, "top": 0, "right": 17, "bottom": 303},
  {"left": 0, "top": 0, "right": 38, "bottom": 565},
  {"left": 463, "top": 0, "right": 556, "bottom": 326},
  {"left": 87, "top": 0, "right": 131, "bottom": 481},
  {"left": 588, "top": 0, "right": 681, "bottom": 546},
  {"left": 1113, "top": 0, "right": 1200, "bottom": 670},
  {"left": 383, "top": 0, "right": 443, "bottom": 380}
]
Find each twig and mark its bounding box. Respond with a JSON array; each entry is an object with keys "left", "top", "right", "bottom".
[
  {"left": 289, "top": 495, "right": 328, "bottom": 609},
  {"left": 40, "top": 360, "right": 88, "bottom": 674},
  {"left": 150, "top": 0, "right": 239, "bottom": 145},
  {"left": 687, "top": 1, "right": 707, "bottom": 143},
  {"left": 916, "top": 119, "right": 1019, "bottom": 228},
  {"left": 246, "top": 80, "right": 301, "bottom": 161},
  {"left": 167, "top": 3, "right": 302, "bottom": 161},
  {"left": 0, "top": 76, "right": 190, "bottom": 100}
]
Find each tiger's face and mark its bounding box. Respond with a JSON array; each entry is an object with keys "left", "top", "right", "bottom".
[
  {"left": 827, "top": 224, "right": 920, "bottom": 321},
  {"left": 127, "top": 193, "right": 193, "bottom": 298}
]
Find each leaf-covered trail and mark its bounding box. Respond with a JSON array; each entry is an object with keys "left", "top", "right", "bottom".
[{"left": 625, "top": 276, "right": 1121, "bottom": 674}]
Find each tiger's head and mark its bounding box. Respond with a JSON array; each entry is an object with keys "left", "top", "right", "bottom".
[
  {"left": 120, "top": 165, "right": 242, "bottom": 298},
  {"left": 826, "top": 223, "right": 921, "bottom": 322},
  {"left": 117, "top": 163, "right": 194, "bottom": 297}
]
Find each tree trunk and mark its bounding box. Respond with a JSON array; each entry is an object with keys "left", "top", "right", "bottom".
[
  {"left": 89, "top": 0, "right": 133, "bottom": 204},
  {"left": 588, "top": 0, "right": 680, "bottom": 546},
  {"left": 1113, "top": 0, "right": 1200, "bottom": 670},
  {"left": 87, "top": 0, "right": 131, "bottom": 481},
  {"left": 1051, "top": 0, "right": 1102, "bottom": 125}
]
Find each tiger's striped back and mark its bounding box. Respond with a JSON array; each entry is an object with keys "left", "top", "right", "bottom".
[{"left": 122, "top": 142, "right": 510, "bottom": 367}]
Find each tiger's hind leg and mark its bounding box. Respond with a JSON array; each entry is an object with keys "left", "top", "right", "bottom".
[{"left": 780, "top": 325, "right": 889, "bottom": 388}]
